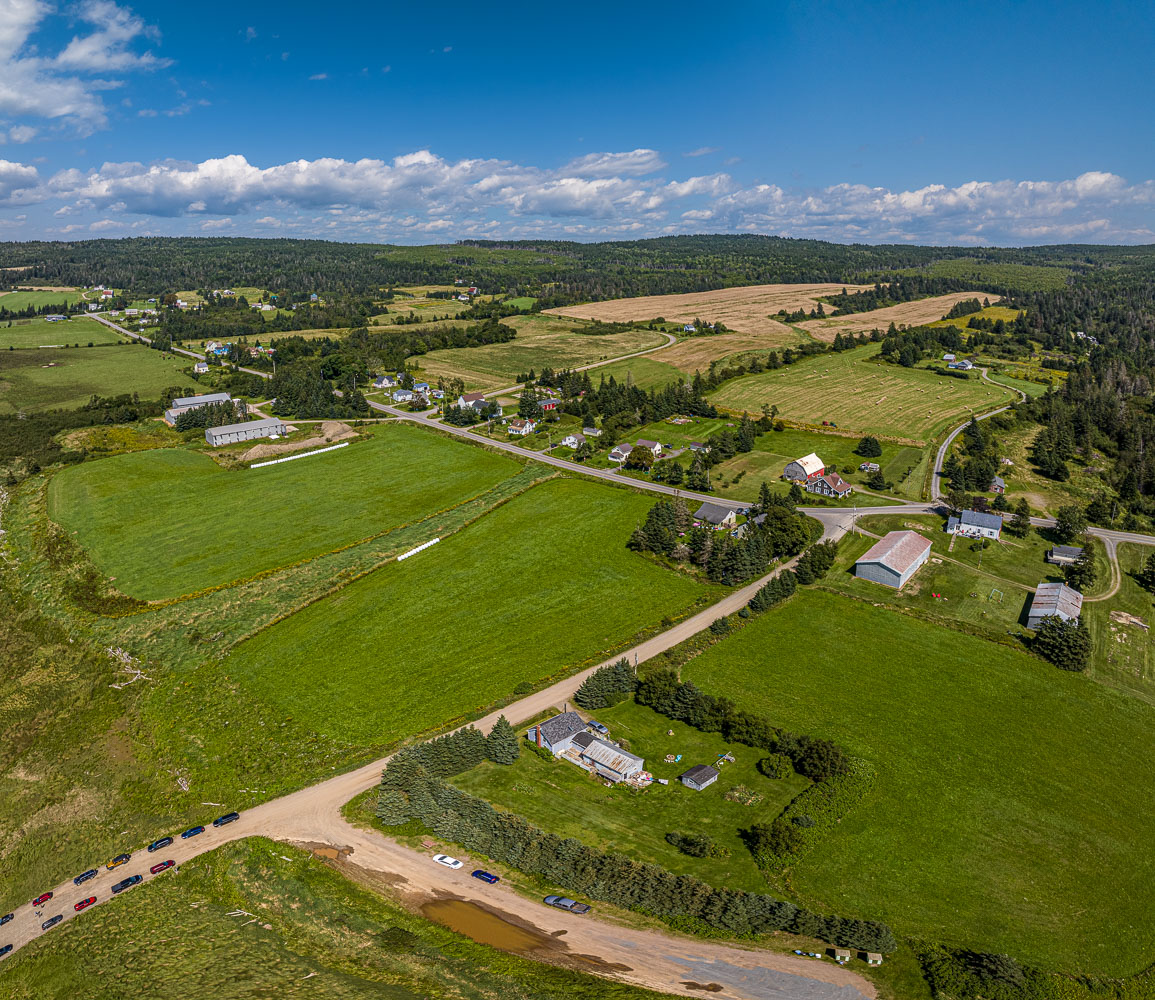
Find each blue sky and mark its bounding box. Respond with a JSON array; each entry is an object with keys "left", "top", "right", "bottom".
[{"left": 1, "top": 0, "right": 1153, "bottom": 244}]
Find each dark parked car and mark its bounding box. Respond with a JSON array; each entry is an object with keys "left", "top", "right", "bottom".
[
  {"left": 105, "top": 853, "right": 131, "bottom": 870},
  {"left": 0, "top": 913, "right": 13, "bottom": 927},
  {"left": 180, "top": 826, "right": 204, "bottom": 839},
  {"left": 32, "top": 893, "right": 53, "bottom": 907},
  {"left": 111, "top": 875, "right": 142, "bottom": 894},
  {"left": 212, "top": 812, "right": 240, "bottom": 828},
  {"left": 41, "top": 915, "right": 63, "bottom": 931},
  {"left": 147, "top": 837, "right": 173, "bottom": 853},
  {"left": 150, "top": 860, "right": 175, "bottom": 875},
  {"left": 543, "top": 895, "right": 590, "bottom": 914},
  {"left": 74, "top": 897, "right": 96, "bottom": 912},
  {"left": 0, "top": 944, "right": 11, "bottom": 958},
  {"left": 471, "top": 870, "right": 499, "bottom": 884},
  {"left": 73, "top": 869, "right": 98, "bottom": 886}
]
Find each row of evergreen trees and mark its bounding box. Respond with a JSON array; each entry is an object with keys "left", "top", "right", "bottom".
[
  {"left": 172, "top": 399, "right": 246, "bottom": 431},
  {"left": 574, "top": 660, "right": 637, "bottom": 710}
]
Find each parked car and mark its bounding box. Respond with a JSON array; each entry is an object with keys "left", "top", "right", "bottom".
[
  {"left": 587, "top": 720, "right": 609, "bottom": 736},
  {"left": 41, "top": 915, "right": 63, "bottom": 931},
  {"left": 74, "top": 897, "right": 96, "bottom": 912},
  {"left": 0, "top": 913, "right": 13, "bottom": 927},
  {"left": 0, "top": 944, "right": 11, "bottom": 958},
  {"left": 471, "top": 870, "right": 499, "bottom": 884},
  {"left": 180, "top": 826, "right": 204, "bottom": 839},
  {"left": 147, "top": 837, "right": 173, "bottom": 853},
  {"left": 73, "top": 869, "right": 98, "bottom": 886},
  {"left": 432, "top": 854, "right": 463, "bottom": 870},
  {"left": 543, "top": 895, "right": 590, "bottom": 914},
  {"left": 32, "top": 893, "right": 53, "bottom": 907},
  {"left": 150, "top": 860, "right": 175, "bottom": 875},
  {"left": 106, "top": 853, "right": 131, "bottom": 870},
  {"left": 111, "top": 876, "right": 142, "bottom": 894},
  {"left": 212, "top": 812, "right": 240, "bottom": 828}
]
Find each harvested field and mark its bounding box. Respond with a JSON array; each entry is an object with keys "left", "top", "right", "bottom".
[
  {"left": 799, "top": 291, "right": 1002, "bottom": 342},
  {"left": 656, "top": 331, "right": 802, "bottom": 372},
  {"left": 546, "top": 283, "right": 874, "bottom": 340}
]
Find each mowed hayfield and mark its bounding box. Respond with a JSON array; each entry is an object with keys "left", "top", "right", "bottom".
[
  {"left": 711, "top": 344, "right": 1015, "bottom": 442},
  {"left": 590, "top": 354, "right": 685, "bottom": 390},
  {"left": 654, "top": 330, "right": 810, "bottom": 373},
  {"left": 224, "top": 478, "right": 714, "bottom": 745},
  {"left": 48, "top": 423, "right": 522, "bottom": 600},
  {"left": 798, "top": 291, "right": 1002, "bottom": 342},
  {"left": 0, "top": 315, "right": 121, "bottom": 348},
  {"left": 0, "top": 344, "right": 200, "bottom": 414},
  {"left": 0, "top": 288, "right": 85, "bottom": 311},
  {"left": 684, "top": 589, "right": 1155, "bottom": 975},
  {"left": 416, "top": 314, "right": 669, "bottom": 391},
  {"left": 547, "top": 283, "right": 873, "bottom": 341}
]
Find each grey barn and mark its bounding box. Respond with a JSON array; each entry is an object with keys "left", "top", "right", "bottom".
[
  {"left": 1027, "top": 581, "right": 1084, "bottom": 629},
  {"left": 678, "top": 764, "right": 719, "bottom": 791},
  {"left": 205, "top": 417, "right": 287, "bottom": 447},
  {"left": 854, "top": 530, "right": 932, "bottom": 589}
]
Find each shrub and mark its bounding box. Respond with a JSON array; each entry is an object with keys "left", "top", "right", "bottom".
[
  {"left": 709, "top": 616, "right": 731, "bottom": 636},
  {"left": 757, "top": 754, "right": 793, "bottom": 779},
  {"left": 665, "top": 831, "right": 728, "bottom": 858}
]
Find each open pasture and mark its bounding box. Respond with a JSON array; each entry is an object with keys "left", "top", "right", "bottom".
[
  {"left": 546, "top": 283, "right": 873, "bottom": 341},
  {"left": 590, "top": 354, "right": 685, "bottom": 390},
  {"left": 0, "top": 344, "right": 199, "bottom": 414},
  {"left": 417, "top": 314, "right": 668, "bottom": 391},
  {"left": 0, "top": 315, "right": 120, "bottom": 348},
  {"left": 684, "top": 588, "right": 1155, "bottom": 975},
  {"left": 0, "top": 288, "right": 85, "bottom": 311},
  {"left": 48, "top": 422, "right": 522, "bottom": 600},
  {"left": 710, "top": 345, "right": 1015, "bottom": 442},
  {"left": 798, "top": 291, "right": 1003, "bottom": 342},
  {"left": 224, "top": 478, "right": 713, "bottom": 745}
]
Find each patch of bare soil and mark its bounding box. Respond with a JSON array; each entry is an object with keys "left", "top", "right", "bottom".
[{"left": 240, "top": 420, "right": 358, "bottom": 461}]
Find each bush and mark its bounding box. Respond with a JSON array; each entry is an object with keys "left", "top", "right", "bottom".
[
  {"left": 757, "top": 754, "right": 793, "bottom": 779},
  {"left": 665, "top": 830, "right": 728, "bottom": 858},
  {"left": 855, "top": 435, "right": 882, "bottom": 457},
  {"left": 709, "top": 616, "right": 731, "bottom": 636}
]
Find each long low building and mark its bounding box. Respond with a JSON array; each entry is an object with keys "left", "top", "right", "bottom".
[
  {"left": 164, "top": 391, "right": 232, "bottom": 425},
  {"left": 1027, "top": 581, "right": 1083, "bottom": 628},
  {"left": 205, "top": 417, "right": 287, "bottom": 447},
  {"left": 855, "top": 530, "right": 932, "bottom": 589}
]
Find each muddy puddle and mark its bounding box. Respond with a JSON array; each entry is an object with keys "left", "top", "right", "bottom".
[{"left": 421, "top": 898, "right": 554, "bottom": 954}]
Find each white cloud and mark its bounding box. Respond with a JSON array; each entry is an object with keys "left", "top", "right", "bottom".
[
  {"left": 683, "top": 146, "right": 720, "bottom": 158},
  {"left": 560, "top": 149, "right": 666, "bottom": 178},
  {"left": 8, "top": 124, "right": 37, "bottom": 143},
  {"left": 308, "top": 72, "right": 328, "bottom": 81},
  {"left": 54, "top": 0, "right": 170, "bottom": 73},
  {"left": 0, "top": 157, "right": 39, "bottom": 201}
]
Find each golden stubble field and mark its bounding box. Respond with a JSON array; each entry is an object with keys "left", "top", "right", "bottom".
[
  {"left": 798, "top": 291, "right": 1003, "bottom": 342},
  {"left": 545, "top": 283, "right": 874, "bottom": 341}
]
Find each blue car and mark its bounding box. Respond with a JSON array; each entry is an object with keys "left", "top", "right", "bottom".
[
  {"left": 73, "top": 869, "right": 98, "bottom": 886},
  {"left": 0, "top": 913, "right": 13, "bottom": 927},
  {"left": 0, "top": 944, "right": 11, "bottom": 958},
  {"left": 471, "top": 870, "right": 499, "bottom": 884},
  {"left": 147, "top": 837, "right": 173, "bottom": 853},
  {"left": 41, "top": 915, "right": 63, "bottom": 931},
  {"left": 111, "top": 875, "right": 142, "bottom": 894},
  {"left": 212, "top": 812, "right": 240, "bottom": 828},
  {"left": 180, "top": 825, "right": 204, "bottom": 839}
]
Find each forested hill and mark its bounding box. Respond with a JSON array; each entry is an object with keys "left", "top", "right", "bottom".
[{"left": 3, "top": 234, "right": 1152, "bottom": 303}]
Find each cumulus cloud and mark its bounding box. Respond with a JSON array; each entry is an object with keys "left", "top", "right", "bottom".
[
  {"left": 0, "top": 157, "right": 39, "bottom": 201},
  {"left": 54, "top": 0, "right": 170, "bottom": 72}
]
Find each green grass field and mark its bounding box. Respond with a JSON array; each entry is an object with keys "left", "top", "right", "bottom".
[
  {"left": 0, "top": 344, "right": 199, "bottom": 414},
  {"left": 0, "top": 288, "right": 85, "bottom": 311},
  {"left": 454, "top": 699, "right": 808, "bottom": 893},
  {"left": 0, "top": 315, "right": 119, "bottom": 349},
  {"left": 417, "top": 315, "right": 668, "bottom": 391},
  {"left": 682, "top": 588, "right": 1155, "bottom": 975},
  {"left": 48, "top": 423, "right": 522, "bottom": 600},
  {"left": 589, "top": 354, "right": 685, "bottom": 391},
  {"left": 223, "top": 478, "right": 714, "bottom": 745},
  {"left": 1083, "top": 542, "right": 1155, "bottom": 707},
  {"left": 710, "top": 345, "right": 1016, "bottom": 443}
]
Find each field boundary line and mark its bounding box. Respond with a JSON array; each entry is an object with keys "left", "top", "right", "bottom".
[{"left": 249, "top": 441, "right": 349, "bottom": 468}]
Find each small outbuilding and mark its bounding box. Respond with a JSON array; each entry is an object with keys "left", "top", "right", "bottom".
[
  {"left": 678, "top": 764, "right": 719, "bottom": 791},
  {"left": 1046, "top": 545, "right": 1084, "bottom": 567},
  {"left": 854, "top": 530, "right": 932, "bottom": 589},
  {"left": 205, "top": 417, "right": 286, "bottom": 447},
  {"left": 990, "top": 475, "right": 1006, "bottom": 494},
  {"left": 1027, "top": 581, "right": 1084, "bottom": 629}
]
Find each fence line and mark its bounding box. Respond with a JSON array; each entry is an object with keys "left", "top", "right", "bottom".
[
  {"left": 250, "top": 441, "right": 350, "bottom": 469},
  {"left": 397, "top": 538, "right": 440, "bottom": 561}
]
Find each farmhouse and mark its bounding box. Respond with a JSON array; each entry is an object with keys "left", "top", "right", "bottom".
[
  {"left": 561, "top": 432, "right": 586, "bottom": 449},
  {"left": 688, "top": 441, "right": 711, "bottom": 454},
  {"left": 635, "top": 438, "right": 663, "bottom": 456},
  {"left": 609, "top": 443, "right": 633, "bottom": 463},
  {"left": 507, "top": 418, "right": 537, "bottom": 436},
  {"left": 582, "top": 426, "right": 602, "bottom": 437},
  {"left": 412, "top": 381, "right": 430, "bottom": 394},
  {"left": 526, "top": 712, "right": 587, "bottom": 755},
  {"left": 946, "top": 509, "right": 1003, "bottom": 541},
  {"left": 948, "top": 359, "right": 974, "bottom": 371},
  {"left": 1027, "top": 581, "right": 1084, "bottom": 628},
  {"left": 1046, "top": 545, "right": 1085, "bottom": 567},
  {"left": 568, "top": 732, "right": 646, "bottom": 783},
  {"left": 205, "top": 417, "right": 287, "bottom": 447},
  {"left": 679, "top": 764, "right": 719, "bottom": 791},
  {"left": 806, "top": 472, "right": 853, "bottom": 498},
  {"left": 695, "top": 502, "right": 737, "bottom": 528},
  {"left": 392, "top": 389, "right": 415, "bottom": 403},
  {"left": 942, "top": 353, "right": 956, "bottom": 362},
  {"left": 193, "top": 362, "right": 209, "bottom": 374},
  {"left": 990, "top": 475, "right": 1006, "bottom": 494},
  {"left": 457, "top": 391, "right": 486, "bottom": 407},
  {"left": 372, "top": 375, "right": 396, "bottom": 389},
  {"left": 164, "top": 391, "right": 232, "bottom": 425},
  {"left": 855, "top": 530, "right": 932, "bottom": 589},
  {"left": 784, "top": 452, "right": 824, "bottom": 482}
]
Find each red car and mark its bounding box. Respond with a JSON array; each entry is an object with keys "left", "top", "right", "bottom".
[
  {"left": 74, "top": 896, "right": 96, "bottom": 912},
  {"left": 149, "top": 860, "right": 174, "bottom": 875},
  {"left": 32, "top": 892, "right": 53, "bottom": 907}
]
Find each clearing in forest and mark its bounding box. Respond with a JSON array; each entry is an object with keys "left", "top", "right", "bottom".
[{"left": 798, "top": 291, "right": 1002, "bottom": 342}]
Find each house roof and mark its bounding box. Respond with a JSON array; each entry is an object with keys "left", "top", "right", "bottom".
[
  {"left": 171, "top": 392, "right": 231, "bottom": 408},
  {"left": 858, "top": 530, "right": 932, "bottom": 575},
  {"left": 688, "top": 441, "right": 708, "bottom": 450},
  {"left": 509, "top": 418, "right": 532, "bottom": 428},
  {"left": 790, "top": 452, "right": 824, "bottom": 476},
  {"left": 960, "top": 509, "right": 1004, "bottom": 530},
  {"left": 580, "top": 738, "right": 644, "bottom": 773},
  {"left": 1031, "top": 581, "right": 1084, "bottom": 620},
  {"left": 679, "top": 764, "right": 719, "bottom": 783},
  {"left": 564, "top": 432, "right": 586, "bottom": 444},
  {"left": 611, "top": 443, "right": 633, "bottom": 455},
  {"left": 571, "top": 731, "right": 596, "bottom": 751},
  {"left": 582, "top": 426, "right": 601, "bottom": 435},
  {"left": 695, "top": 502, "right": 734, "bottom": 524},
  {"left": 461, "top": 391, "right": 486, "bottom": 403},
  {"left": 635, "top": 439, "right": 660, "bottom": 450},
  {"left": 535, "top": 711, "right": 587, "bottom": 746},
  {"left": 821, "top": 473, "right": 851, "bottom": 493},
  {"left": 1051, "top": 545, "right": 1085, "bottom": 559},
  {"left": 991, "top": 476, "right": 1006, "bottom": 489}
]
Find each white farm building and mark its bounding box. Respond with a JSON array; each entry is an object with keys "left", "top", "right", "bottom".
[{"left": 205, "top": 417, "right": 287, "bottom": 447}]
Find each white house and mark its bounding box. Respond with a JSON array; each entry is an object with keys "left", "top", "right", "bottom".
[
  {"left": 784, "top": 452, "right": 825, "bottom": 482},
  {"left": 695, "top": 502, "right": 737, "bottom": 528},
  {"left": 946, "top": 509, "right": 1003, "bottom": 540},
  {"left": 507, "top": 418, "right": 537, "bottom": 436},
  {"left": 635, "top": 438, "right": 662, "bottom": 456},
  {"left": 526, "top": 712, "right": 587, "bottom": 755},
  {"left": 609, "top": 443, "right": 634, "bottom": 463},
  {"left": 561, "top": 432, "right": 586, "bottom": 449},
  {"left": 582, "top": 426, "right": 602, "bottom": 437},
  {"left": 948, "top": 359, "right": 974, "bottom": 371},
  {"left": 393, "top": 389, "right": 415, "bottom": 403},
  {"left": 193, "top": 362, "right": 209, "bottom": 374}
]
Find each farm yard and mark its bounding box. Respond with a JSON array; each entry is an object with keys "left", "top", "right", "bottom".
[
  {"left": 453, "top": 699, "right": 809, "bottom": 894},
  {"left": 546, "top": 283, "right": 874, "bottom": 341},
  {"left": 797, "top": 291, "right": 1003, "bottom": 342},
  {"left": 0, "top": 343, "right": 200, "bottom": 414},
  {"left": 683, "top": 588, "right": 1155, "bottom": 976},
  {"left": 48, "top": 422, "right": 523, "bottom": 600},
  {"left": 710, "top": 344, "right": 1016, "bottom": 441},
  {"left": 223, "top": 478, "right": 716, "bottom": 746},
  {"left": 416, "top": 314, "right": 668, "bottom": 391},
  {"left": 0, "top": 314, "right": 121, "bottom": 348}
]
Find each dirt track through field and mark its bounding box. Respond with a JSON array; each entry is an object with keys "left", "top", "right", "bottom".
[{"left": 799, "top": 292, "right": 1002, "bottom": 342}]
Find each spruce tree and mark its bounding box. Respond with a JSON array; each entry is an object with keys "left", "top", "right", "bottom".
[{"left": 486, "top": 715, "right": 520, "bottom": 765}]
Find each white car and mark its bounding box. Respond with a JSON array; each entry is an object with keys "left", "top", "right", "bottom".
[{"left": 432, "top": 854, "right": 463, "bottom": 870}]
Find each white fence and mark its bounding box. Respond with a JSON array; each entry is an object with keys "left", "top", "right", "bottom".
[
  {"left": 397, "top": 538, "right": 440, "bottom": 561},
  {"left": 250, "top": 441, "right": 349, "bottom": 469}
]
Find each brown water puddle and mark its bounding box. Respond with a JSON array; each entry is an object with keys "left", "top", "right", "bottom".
[{"left": 421, "top": 898, "right": 554, "bottom": 954}]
